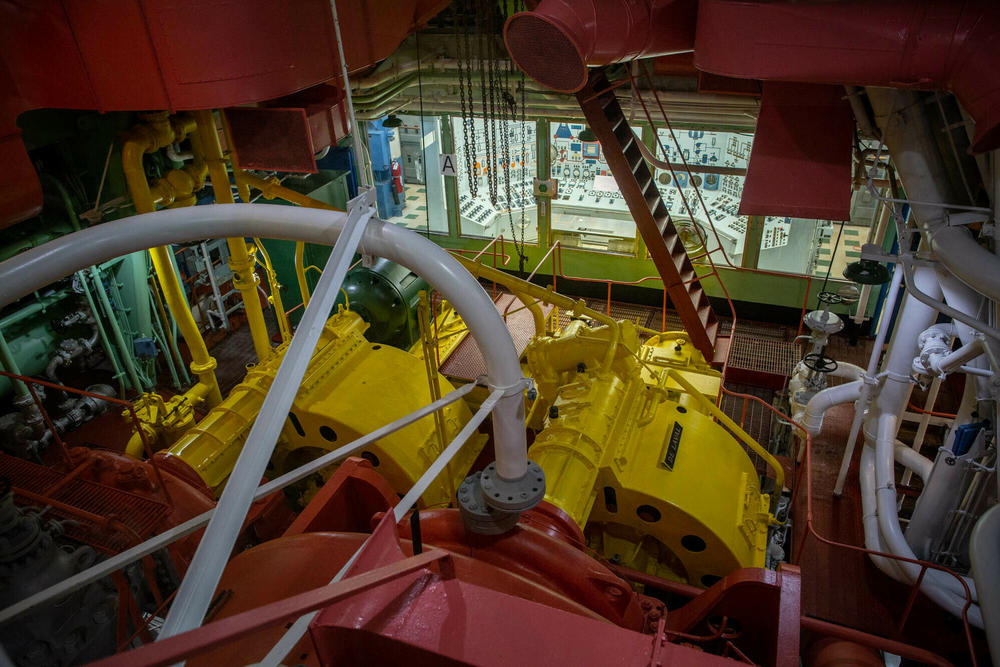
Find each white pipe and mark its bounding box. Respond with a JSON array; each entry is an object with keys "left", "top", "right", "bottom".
[
  {"left": 159, "top": 199, "right": 374, "bottom": 639},
  {"left": 834, "top": 262, "right": 904, "bottom": 496},
  {"left": 801, "top": 380, "right": 863, "bottom": 436},
  {"left": 929, "top": 224, "right": 1000, "bottom": 303},
  {"left": 860, "top": 447, "right": 909, "bottom": 579},
  {"left": 873, "top": 413, "right": 982, "bottom": 625},
  {"left": 893, "top": 440, "right": 932, "bottom": 481},
  {"left": 0, "top": 203, "right": 530, "bottom": 482}
]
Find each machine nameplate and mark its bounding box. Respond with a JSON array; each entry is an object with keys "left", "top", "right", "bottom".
[{"left": 663, "top": 422, "right": 682, "bottom": 470}]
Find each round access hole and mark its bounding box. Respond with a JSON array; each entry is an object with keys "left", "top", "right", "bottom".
[
  {"left": 681, "top": 534, "right": 706, "bottom": 552},
  {"left": 636, "top": 505, "right": 661, "bottom": 523},
  {"left": 360, "top": 451, "right": 380, "bottom": 467},
  {"left": 701, "top": 574, "right": 722, "bottom": 587},
  {"left": 319, "top": 426, "right": 338, "bottom": 442}
]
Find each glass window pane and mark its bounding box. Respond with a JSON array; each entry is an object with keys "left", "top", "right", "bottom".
[
  {"left": 549, "top": 121, "right": 635, "bottom": 254},
  {"left": 452, "top": 117, "right": 538, "bottom": 243},
  {"left": 365, "top": 115, "right": 449, "bottom": 234},
  {"left": 653, "top": 129, "right": 752, "bottom": 264}
]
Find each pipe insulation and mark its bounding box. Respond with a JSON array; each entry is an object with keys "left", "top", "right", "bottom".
[{"left": 0, "top": 204, "right": 530, "bottom": 483}]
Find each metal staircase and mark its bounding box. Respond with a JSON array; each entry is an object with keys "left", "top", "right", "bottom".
[{"left": 575, "top": 70, "right": 729, "bottom": 364}]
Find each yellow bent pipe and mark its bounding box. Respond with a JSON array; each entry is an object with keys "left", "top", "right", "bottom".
[
  {"left": 192, "top": 110, "right": 273, "bottom": 362},
  {"left": 122, "top": 113, "right": 222, "bottom": 408},
  {"left": 452, "top": 255, "right": 620, "bottom": 372}
]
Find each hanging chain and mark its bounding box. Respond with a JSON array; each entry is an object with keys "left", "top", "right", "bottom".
[{"left": 456, "top": 0, "right": 477, "bottom": 198}]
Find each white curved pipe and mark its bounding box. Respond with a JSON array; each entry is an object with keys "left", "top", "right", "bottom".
[
  {"left": 860, "top": 447, "right": 909, "bottom": 579},
  {"left": 873, "top": 414, "right": 982, "bottom": 624},
  {"left": 929, "top": 224, "right": 1000, "bottom": 303},
  {"left": 0, "top": 204, "right": 531, "bottom": 480},
  {"left": 801, "top": 380, "right": 863, "bottom": 435},
  {"left": 893, "top": 440, "right": 932, "bottom": 481}
]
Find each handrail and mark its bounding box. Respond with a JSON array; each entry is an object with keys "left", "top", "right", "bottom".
[
  {"left": 669, "top": 370, "right": 784, "bottom": 494},
  {"left": 0, "top": 369, "right": 172, "bottom": 507}
]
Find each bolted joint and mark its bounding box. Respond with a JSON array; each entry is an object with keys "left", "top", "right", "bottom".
[
  {"left": 189, "top": 357, "right": 218, "bottom": 375},
  {"left": 480, "top": 460, "right": 546, "bottom": 512},
  {"left": 457, "top": 473, "right": 521, "bottom": 535}
]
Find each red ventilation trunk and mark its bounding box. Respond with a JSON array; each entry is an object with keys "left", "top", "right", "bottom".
[
  {"left": 503, "top": 0, "right": 696, "bottom": 93},
  {"left": 694, "top": 0, "right": 1000, "bottom": 154}
]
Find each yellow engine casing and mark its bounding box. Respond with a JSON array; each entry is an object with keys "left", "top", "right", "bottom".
[
  {"left": 526, "top": 322, "right": 771, "bottom": 587},
  {"left": 159, "top": 309, "right": 484, "bottom": 507}
]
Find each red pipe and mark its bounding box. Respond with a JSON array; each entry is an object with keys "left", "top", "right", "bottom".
[
  {"left": 503, "top": 0, "right": 696, "bottom": 93},
  {"left": 693, "top": 0, "right": 1000, "bottom": 153}
]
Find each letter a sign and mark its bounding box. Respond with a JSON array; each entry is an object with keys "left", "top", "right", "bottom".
[{"left": 439, "top": 153, "right": 457, "bottom": 177}]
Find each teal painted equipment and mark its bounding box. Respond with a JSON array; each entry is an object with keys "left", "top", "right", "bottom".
[{"left": 336, "top": 259, "right": 430, "bottom": 350}]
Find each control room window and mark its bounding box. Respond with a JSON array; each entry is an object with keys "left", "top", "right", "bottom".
[
  {"left": 365, "top": 114, "right": 448, "bottom": 234},
  {"left": 652, "top": 128, "right": 751, "bottom": 265},
  {"left": 549, "top": 121, "right": 636, "bottom": 254},
  {"left": 453, "top": 117, "right": 538, "bottom": 243}
]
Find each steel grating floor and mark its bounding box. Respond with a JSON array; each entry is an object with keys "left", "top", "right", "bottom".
[
  {"left": 0, "top": 453, "right": 170, "bottom": 553},
  {"left": 440, "top": 293, "right": 555, "bottom": 382}
]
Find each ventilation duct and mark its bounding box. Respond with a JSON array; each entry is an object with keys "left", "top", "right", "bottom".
[
  {"left": 503, "top": 0, "right": 696, "bottom": 93},
  {"left": 694, "top": 0, "right": 1000, "bottom": 153}
]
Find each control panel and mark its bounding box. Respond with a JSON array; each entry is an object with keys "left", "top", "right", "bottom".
[{"left": 454, "top": 118, "right": 537, "bottom": 235}]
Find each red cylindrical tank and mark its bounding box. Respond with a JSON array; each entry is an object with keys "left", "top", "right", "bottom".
[{"left": 503, "top": 0, "right": 696, "bottom": 93}]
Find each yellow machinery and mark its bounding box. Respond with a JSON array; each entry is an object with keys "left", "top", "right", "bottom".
[
  {"left": 525, "top": 320, "right": 777, "bottom": 587},
  {"left": 117, "top": 109, "right": 777, "bottom": 588},
  {"left": 412, "top": 260, "right": 782, "bottom": 588},
  {"left": 157, "top": 309, "right": 485, "bottom": 508}
]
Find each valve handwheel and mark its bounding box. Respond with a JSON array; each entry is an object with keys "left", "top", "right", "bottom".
[
  {"left": 803, "top": 352, "right": 838, "bottom": 374},
  {"left": 817, "top": 291, "right": 843, "bottom": 306}
]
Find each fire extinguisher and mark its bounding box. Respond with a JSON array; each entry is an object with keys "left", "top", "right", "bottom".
[{"left": 391, "top": 159, "right": 404, "bottom": 205}]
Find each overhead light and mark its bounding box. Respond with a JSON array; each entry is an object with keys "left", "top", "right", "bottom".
[
  {"left": 382, "top": 114, "right": 403, "bottom": 128},
  {"left": 843, "top": 259, "right": 890, "bottom": 285},
  {"left": 578, "top": 126, "right": 597, "bottom": 142}
]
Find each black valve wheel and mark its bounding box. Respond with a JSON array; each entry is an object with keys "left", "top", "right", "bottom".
[
  {"left": 803, "top": 352, "right": 838, "bottom": 374},
  {"left": 816, "top": 291, "right": 843, "bottom": 306}
]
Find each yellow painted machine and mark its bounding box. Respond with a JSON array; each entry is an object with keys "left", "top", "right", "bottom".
[
  {"left": 525, "top": 321, "right": 776, "bottom": 587},
  {"left": 118, "top": 110, "right": 780, "bottom": 589},
  {"left": 155, "top": 309, "right": 485, "bottom": 508}
]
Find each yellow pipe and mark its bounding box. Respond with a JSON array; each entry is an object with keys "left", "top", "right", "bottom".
[
  {"left": 254, "top": 238, "right": 292, "bottom": 343},
  {"left": 666, "top": 369, "right": 785, "bottom": 492},
  {"left": 234, "top": 170, "right": 344, "bottom": 211},
  {"left": 192, "top": 110, "right": 273, "bottom": 362},
  {"left": 452, "top": 255, "right": 620, "bottom": 372},
  {"left": 294, "top": 241, "right": 311, "bottom": 308},
  {"left": 122, "top": 115, "right": 222, "bottom": 408}
]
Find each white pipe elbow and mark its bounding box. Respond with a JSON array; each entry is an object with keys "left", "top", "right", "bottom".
[
  {"left": 893, "top": 440, "right": 933, "bottom": 481},
  {"left": 802, "top": 380, "right": 863, "bottom": 435}
]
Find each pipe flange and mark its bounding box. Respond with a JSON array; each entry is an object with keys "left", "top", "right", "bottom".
[
  {"left": 189, "top": 357, "right": 218, "bottom": 374},
  {"left": 479, "top": 460, "right": 546, "bottom": 512},
  {"left": 457, "top": 472, "right": 521, "bottom": 535}
]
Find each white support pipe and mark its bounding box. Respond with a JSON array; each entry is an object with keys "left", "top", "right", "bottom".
[
  {"left": 0, "top": 203, "right": 529, "bottom": 482},
  {"left": 800, "top": 380, "right": 863, "bottom": 436},
  {"left": 834, "top": 262, "right": 903, "bottom": 496},
  {"left": 159, "top": 197, "right": 375, "bottom": 640},
  {"left": 0, "top": 381, "right": 476, "bottom": 626}
]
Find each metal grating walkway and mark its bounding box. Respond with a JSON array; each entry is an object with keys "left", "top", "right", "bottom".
[{"left": 0, "top": 453, "right": 170, "bottom": 553}]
